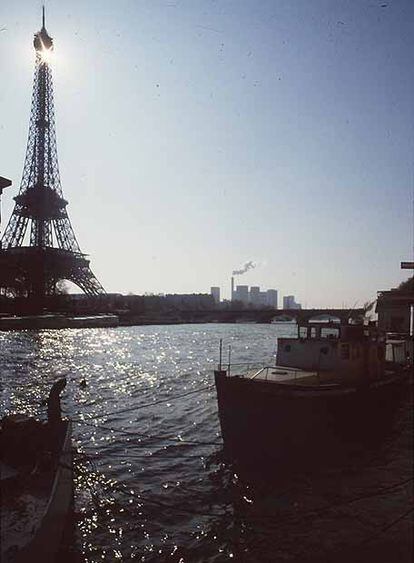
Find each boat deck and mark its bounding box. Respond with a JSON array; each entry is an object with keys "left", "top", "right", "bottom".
[
  {"left": 223, "top": 364, "right": 406, "bottom": 388},
  {"left": 247, "top": 365, "right": 322, "bottom": 385},
  {"left": 223, "top": 364, "right": 326, "bottom": 384}
]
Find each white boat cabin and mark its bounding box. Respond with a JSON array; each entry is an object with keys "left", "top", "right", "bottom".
[{"left": 277, "top": 322, "right": 386, "bottom": 381}]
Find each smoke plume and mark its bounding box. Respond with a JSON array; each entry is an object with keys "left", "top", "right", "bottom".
[{"left": 232, "top": 261, "right": 256, "bottom": 276}]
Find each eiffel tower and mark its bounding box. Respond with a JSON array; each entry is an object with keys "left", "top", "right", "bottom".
[{"left": 0, "top": 9, "right": 104, "bottom": 301}]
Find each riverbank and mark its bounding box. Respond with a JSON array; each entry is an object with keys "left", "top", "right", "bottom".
[
  {"left": 0, "top": 314, "right": 119, "bottom": 331},
  {"left": 0, "top": 310, "right": 287, "bottom": 330}
]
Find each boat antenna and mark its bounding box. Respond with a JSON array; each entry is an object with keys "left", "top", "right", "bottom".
[
  {"left": 345, "top": 300, "right": 360, "bottom": 324},
  {"left": 42, "top": 4, "right": 46, "bottom": 29},
  {"left": 218, "top": 339, "right": 223, "bottom": 370}
]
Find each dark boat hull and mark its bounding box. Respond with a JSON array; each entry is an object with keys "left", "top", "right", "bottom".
[
  {"left": 18, "top": 420, "right": 73, "bottom": 563},
  {"left": 1, "top": 420, "right": 74, "bottom": 563},
  {"left": 214, "top": 369, "right": 410, "bottom": 466}
]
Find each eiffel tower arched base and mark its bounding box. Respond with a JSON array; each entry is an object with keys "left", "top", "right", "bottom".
[{"left": 0, "top": 247, "right": 104, "bottom": 298}]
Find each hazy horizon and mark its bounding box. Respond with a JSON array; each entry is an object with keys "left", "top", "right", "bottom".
[{"left": 1, "top": 0, "right": 413, "bottom": 307}]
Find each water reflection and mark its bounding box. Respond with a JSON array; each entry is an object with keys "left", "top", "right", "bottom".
[{"left": 1, "top": 324, "right": 412, "bottom": 561}]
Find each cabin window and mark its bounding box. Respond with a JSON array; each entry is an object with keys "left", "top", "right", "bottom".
[
  {"left": 284, "top": 345, "right": 291, "bottom": 352},
  {"left": 320, "top": 347, "right": 329, "bottom": 355},
  {"left": 299, "top": 327, "right": 307, "bottom": 339},
  {"left": 310, "top": 327, "right": 316, "bottom": 338},
  {"left": 340, "top": 344, "right": 350, "bottom": 360},
  {"left": 321, "top": 328, "right": 339, "bottom": 339}
]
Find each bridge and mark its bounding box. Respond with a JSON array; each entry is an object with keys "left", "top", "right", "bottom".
[
  {"left": 178, "top": 308, "right": 366, "bottom": 325},
  {"left": 265, "top": 308, "right": 365, "bottom": 324}
]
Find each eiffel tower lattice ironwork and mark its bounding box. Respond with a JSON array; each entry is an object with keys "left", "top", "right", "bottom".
[{"left": 1, "top": 9, "right": 104, "bottom": 298}]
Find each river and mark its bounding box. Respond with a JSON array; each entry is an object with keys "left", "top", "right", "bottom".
[{"left": 0, "top": 323, "right": 412, "bottom": 562}]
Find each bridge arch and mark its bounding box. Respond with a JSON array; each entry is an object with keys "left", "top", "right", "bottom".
[
  {"left": 306, "top": 313, "right": 341, "bottom": 323},
  {"left": 271, "top": 312, "right": 297, "bottom": 322}
]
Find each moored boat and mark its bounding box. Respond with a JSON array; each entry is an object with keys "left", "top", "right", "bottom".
[
  {"left": 214, "top": 319, "right": 411, "bottom": 465},
  {"left": 0, "top": 382, "right": 73, "bottom": 563}
]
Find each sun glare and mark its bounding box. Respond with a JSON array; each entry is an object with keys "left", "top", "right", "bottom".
[{"left": 39, "top": 47, "right": 54, "bottom": 63}]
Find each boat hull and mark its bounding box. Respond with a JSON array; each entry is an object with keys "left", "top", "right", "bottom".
[
  {"left": 18, "top": 420, "right": 73, "bottom": 563},
  {"left": 214, "top": 369, "right": 410, "bottom": 466},
  {"left": 1, "top": 420, "right": 73, "bottom": 563}
]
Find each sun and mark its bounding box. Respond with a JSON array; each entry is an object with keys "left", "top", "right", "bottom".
[
  {"left": 34, "top": 24, "right": 54, "bottom": 64},
  {"left": 39, "top": 46, "right": 54, "bottom": 63}
]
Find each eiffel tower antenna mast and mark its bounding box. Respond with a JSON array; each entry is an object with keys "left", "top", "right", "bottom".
[{"left": 0, "top": 9, "right": 105, "bottom": 302}]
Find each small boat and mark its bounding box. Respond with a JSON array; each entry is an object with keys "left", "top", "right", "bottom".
[
  {"left": 0, "top": 382, "right": 73, "bottom": 563},
  {"left": 214, "top": 319, "right": 411, "bottom": 465}
]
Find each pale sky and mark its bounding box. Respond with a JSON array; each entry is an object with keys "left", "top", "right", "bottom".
[{"left": 0, "top": 0, "right": 413, "bottom": 307}]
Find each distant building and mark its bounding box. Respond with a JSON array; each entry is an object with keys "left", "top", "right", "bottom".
[
  {"left": 249, "top": 286, "right": 261, "bottom": 305},
  {"left": 266, "top": 289, "right": 278, "bottom": 308},
  {"left": 283, "top": 295, "right": 301, "bottom": 309},
  {"left": 210, "top": 286, "right": 220, "bottom": 304},
  {"left": 232, "top": 283, "right": 280, "bottom": 308},
  {"left": 235, "top": 285, "right": 249, "bottom": 305},
  {"left": 377, "top": 277, "right": 414, "bottom": 334}
]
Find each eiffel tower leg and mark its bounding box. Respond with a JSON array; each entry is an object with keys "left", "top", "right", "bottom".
[
  {"left": 68, "top": 267, "right": 105, "bottom": 296},
  {"left": 2, "top": 213, "right": 29, "bottom": 249}
]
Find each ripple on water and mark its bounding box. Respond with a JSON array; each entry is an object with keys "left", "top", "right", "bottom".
[{"left": 1, "top": 323, "right": 412, "bottom": 562}]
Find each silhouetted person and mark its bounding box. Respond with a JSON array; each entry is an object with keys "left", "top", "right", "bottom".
[{"left": 47, "top": 378, "right": 67, "bottom": 426}]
